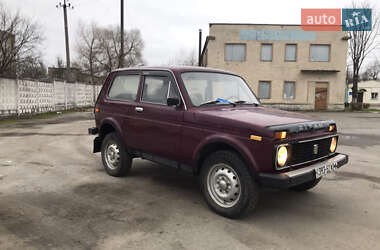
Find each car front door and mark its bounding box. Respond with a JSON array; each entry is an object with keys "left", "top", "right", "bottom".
[{"left": 129, "top": 71, "right": 184, "bottom": 161}]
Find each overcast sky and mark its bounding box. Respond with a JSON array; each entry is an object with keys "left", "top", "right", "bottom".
[{"left": 3, "top": 0, "right": 379, "bottom": 67}]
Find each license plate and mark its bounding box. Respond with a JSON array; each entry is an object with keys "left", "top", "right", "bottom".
[{"left": 315, "top": 161, "right": 339, "bottom": 178}]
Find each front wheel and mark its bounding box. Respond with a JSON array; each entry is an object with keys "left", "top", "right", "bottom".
[
  {"left": 200, "top": 151, "right": 259, "bottom": 218},
  {"left": 101, "top": 132, "right": 132, "bottom": 177}
]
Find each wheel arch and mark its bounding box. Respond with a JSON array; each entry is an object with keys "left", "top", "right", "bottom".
[
  {"left": 99, "top": 118, "right": 123, "bottom": 140},
  {"left": 94, "top": 118, "right": 125, "bottom": 154},
  {"left": 194, "top": 136, "right": 259, "bottom": 177}
]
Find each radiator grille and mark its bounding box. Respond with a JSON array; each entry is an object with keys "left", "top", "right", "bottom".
[{"left": 280, "top": 136, "right": 336, "bottom": 168}]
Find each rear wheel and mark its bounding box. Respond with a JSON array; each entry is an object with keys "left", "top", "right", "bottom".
[
  {"left": 200, "top": 151, "right": 259, "bottom": 218},
  {"left": 101, "top": 132, "right": 131, "bottom": 177},
  {"left": 290, "top": 178, "right": 321, "bottom": 192}
]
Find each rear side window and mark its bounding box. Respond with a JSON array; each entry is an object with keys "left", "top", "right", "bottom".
[
  {"left": 142, "top": 75, "right": 179, "bottom": 105},
  {"left": 108, "top": 75, "right": 140, "bottom": 101}
]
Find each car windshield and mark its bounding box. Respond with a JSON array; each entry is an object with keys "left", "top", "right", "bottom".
[{"left": 181, "top": 72, "right": 260, "bottom": 107}]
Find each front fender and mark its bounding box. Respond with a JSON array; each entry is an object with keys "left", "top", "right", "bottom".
[{"left": 193, "top": 134, "right": 259, "bottom": 174}]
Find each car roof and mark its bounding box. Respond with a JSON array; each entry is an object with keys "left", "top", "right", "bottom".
[{"left": 112, "top": 66, "right": 238, "bottom": 75}]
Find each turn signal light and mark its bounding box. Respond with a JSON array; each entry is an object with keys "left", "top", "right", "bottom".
[
  {"left": 95, "top": 108, "right": 100, "bottom": 113},
  {"left": 250, "top": 135, "right": 262, "bottom": 141},
  {"left": 329, "top": 125, "right": 335, "bottom": 132},
  {"left": 275, "top": 131, "right": 287, "bottom": 139}
]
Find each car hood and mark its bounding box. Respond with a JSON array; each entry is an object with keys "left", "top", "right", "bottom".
[{"left": 193, "top": 106, "right": 315, "bottom": 133}]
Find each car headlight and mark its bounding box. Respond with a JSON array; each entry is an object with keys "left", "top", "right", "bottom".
[
  {"left": 330, "top": 137, "right": 337, "bottom": 152},
  {"left": 277, "top": 146, "right": 288, "bottom": 167}
]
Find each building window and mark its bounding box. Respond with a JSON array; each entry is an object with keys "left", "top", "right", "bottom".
[
  {"left": 261, "top": 44, "right": 273, "bottom": 61},
  {"left": 310, "top": 45, "right": 330, "bottom": 62},
  {"left": 258, "top": 81, "right": 271, "bottom": 99},
  {"left": 284, "top": 81, "right": 295, "bottom": 99},
  {"left": 285, "top": 44, "right": 297, "bottom": 61},
  {"left": 225, "top": 44, "right": 246, "bottom": 61},
  {"left": 372, "top": 92, "right": 378, "bottom": 100}
]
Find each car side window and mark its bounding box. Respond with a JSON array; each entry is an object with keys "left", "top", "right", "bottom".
[
  {"left": 142, "top": 75, "right": 179, "bottom": 105},
  {"left": 108, "top": 75, "right": 140, "bottom": 101},
  {"left": 168, "top": 79, "right": 180, "bottom": 99}
]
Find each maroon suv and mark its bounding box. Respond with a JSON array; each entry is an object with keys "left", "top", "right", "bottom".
[{"left": 89, "top": 66, "right": 348, "bottom": 218}]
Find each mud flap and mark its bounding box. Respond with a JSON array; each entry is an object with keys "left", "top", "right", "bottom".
[{"left": 93, "top": 136, "right": 102, "bottom": 153}]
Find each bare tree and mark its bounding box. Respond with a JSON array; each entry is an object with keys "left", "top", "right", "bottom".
[
  {"left": 56, "top": 56, "right": 64, "bottom": 68},
  {"left": 180, "top": 49, "right": 197, "bottom": 66},
  {"left": 75, "top": 22, "right": 103, "bottom": 102},
  {"left": 76, "top": 22, "right": 101, "bottom": 78},
  {"left": 348, "top": 1, "right": 380, "bottom": 107},
  {"left": 95, "top": 26, "right": 144, "bottom": 74},
  {"left": 165, "top": 49, "right": 197, "bottom": 66},
  {"left": 361, "top": 59, "right": 380, "bottom": 80},
  {"left": 0, "top": 3, "right": 43, "bottom": 78},
  {"left": 75, "top": 22, "right": 144, "bottom": 78},
  {"left": 17, "top": 55, "right": 47, "bottom": 79},
  {"left": 123, "top": 29, "right": 145, "bottom": 67}
]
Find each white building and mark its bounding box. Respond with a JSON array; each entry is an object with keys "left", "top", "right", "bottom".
[{"left": 348, "top": 80, "right": 380, "bottom": 106}]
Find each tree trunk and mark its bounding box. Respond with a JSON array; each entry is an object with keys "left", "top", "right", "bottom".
[
  {"left": 90, "top": 65, "right": 96, "bottom": 105},
  {"left": 352, "top": 63, "right": 359, "bottom": 104},
  {"left": 351, "top": 64, "right": 362, "bottom": 110},
  {"left": 352, "top": 75, "right": 358, "bottom": 104}
]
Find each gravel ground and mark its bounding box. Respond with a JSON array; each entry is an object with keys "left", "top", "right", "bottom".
[{"left": 0, "top": 111, "right": 379, "bottom": 250}]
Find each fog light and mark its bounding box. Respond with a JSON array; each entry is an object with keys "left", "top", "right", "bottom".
[
  {"left": 330, "top": 137, "right": 337, "bottom": 152},
  {"left": 277, "top": 146, "right": 288, "bottom": 167}
]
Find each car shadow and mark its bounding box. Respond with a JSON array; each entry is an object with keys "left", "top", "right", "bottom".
[{"left": 117, "top": 160, "right": 342, "bottom": 222}]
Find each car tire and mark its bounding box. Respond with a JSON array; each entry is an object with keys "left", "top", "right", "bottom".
[
  {"left": 101, "top": 132, "right": 132, "bottom": 177},
  {"left": 290, "top": 178, "right": 321, "bottom": 192},
  {"left": 200, "top": 150, "right": 259, "bottom": 218}
]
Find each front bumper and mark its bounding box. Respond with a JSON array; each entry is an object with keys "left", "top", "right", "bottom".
[{"left": 258, "top": 153, "right": 349, "bottom": 189}]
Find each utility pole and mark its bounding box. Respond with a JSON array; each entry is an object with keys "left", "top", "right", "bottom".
[
  {"left": 120, "top": 0, "right": 124, "bottom": 68},
  {"left": 198, "top": 29, "right": 202, "bottom": 66},
  {"left": 57, "top": 0, "right": 73, "bottom": 70}
]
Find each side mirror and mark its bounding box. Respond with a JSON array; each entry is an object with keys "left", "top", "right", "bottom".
[{"left": 167, "top": 97, "right": 180, "bottom": 107}]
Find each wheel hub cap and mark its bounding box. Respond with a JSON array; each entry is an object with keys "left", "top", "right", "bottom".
[
  {"left": 105, "top": 143, "right": 120, "bottom": 170},
  {"left": 207, "top": 163, "right": 241, "bottom": 208},
  {"left": 219, "top": 180, "right": 227, "bottom": 190}
]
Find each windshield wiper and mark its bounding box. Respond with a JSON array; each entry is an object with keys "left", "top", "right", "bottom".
[
  {"left": 234, "top": 100, "right": 260, "bottom": 106},
  {"left": 199, "top": 100, "right": 221, "bottom": 106},
  {"left": 200, "top": 98, "right": 236, "bottom": 107}
]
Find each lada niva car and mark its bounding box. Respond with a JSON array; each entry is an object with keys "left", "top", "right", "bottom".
[{"left": 89, "top": 67, "right": 348, "bottom": 218}]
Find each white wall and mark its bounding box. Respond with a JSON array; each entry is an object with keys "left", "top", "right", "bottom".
[
  {"left": 0, "top": 78, "right": 17, "bottom": 115},
  {"left": 0, "top": 77, "right": 102, "bottom": 116}
]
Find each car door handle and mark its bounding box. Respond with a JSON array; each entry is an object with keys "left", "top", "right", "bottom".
[{"left": 135, "top": 107, "right": 144, "bottom": 112}]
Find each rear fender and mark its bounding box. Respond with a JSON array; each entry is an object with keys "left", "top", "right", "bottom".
[
  {"left": 93, "top": 118, "right": 124, "bottom": 153},
  {"left": 99, "top": 117, "right": 123, "bottom": 139}
]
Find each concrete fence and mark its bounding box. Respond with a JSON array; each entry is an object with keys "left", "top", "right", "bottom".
[{"left": 0, "top": 77, "right": 102, "bottom": 116}]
